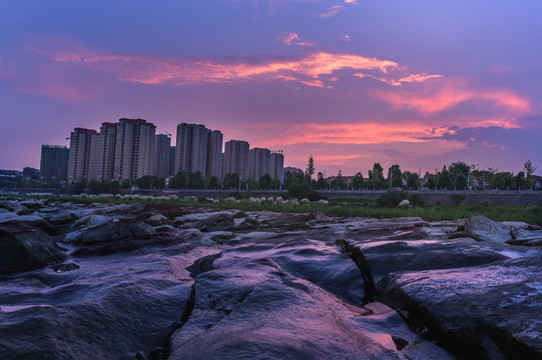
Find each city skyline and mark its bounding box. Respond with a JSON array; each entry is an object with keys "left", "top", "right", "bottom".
[{"left": 1, "top": 1, "right": 541, "bottom": 176}]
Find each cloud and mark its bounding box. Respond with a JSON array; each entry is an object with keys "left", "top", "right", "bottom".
[
  {"left": 339, "top": 33, "right": 351, "bottom": 42},
  {"left": 278, "top": 32, "right": 314, "bottom": 46},
  {"left": 244, "top": 121, "right": 456, "bottom": 147},
  {"left": 320, "top": 5, "right": 343, "bottom": 17},
  {"left": 398, "top": 73, "right": 443, "bottom": 83},
  {"left": 28, "top": 45, "right": 400, "bottom": 88},
  {"left": 372, "top": 79, "right": 531, "bottom": 114}
]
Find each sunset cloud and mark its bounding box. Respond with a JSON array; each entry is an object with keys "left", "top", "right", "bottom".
[
  {"left": 320, "top": 5, "right": 343, "bottom": 18},
  {"left": 372, "top": 80, "right": 531, "bottom": 114},
  {"left": 278, "top": 32, "right": 314, "bottom": 46},
  {"left": 28, "top": 46, "right": 400, "bottom": 88}
]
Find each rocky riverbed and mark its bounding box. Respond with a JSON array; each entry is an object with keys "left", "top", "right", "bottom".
[{"left": 0, "top": 198, "right": 541, "bottom": 359}]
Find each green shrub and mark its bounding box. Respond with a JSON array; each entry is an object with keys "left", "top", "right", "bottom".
[
  {"left": 407, "top": 193, "right": 425, "bottom": 207},
  {"left": 376, "top": 190, "right": 407, "bottom": 208},
  {"left": 229, "top": 191, "right": 244, "bottom": 199}
]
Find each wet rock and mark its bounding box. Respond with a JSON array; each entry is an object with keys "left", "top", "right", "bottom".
[
  {"left": 260, "top": 212, "right": 314, "bottom": 230},
  {"left": 169, "top": 252, "right": 452, "bottom": 360},
  {"left": 72, "top": 215, "right": 112, "bottom": 230},
  {"left": 464, "top": 215, "right": 512, "bottom": 243},
  {"left": 0, "top": 251, "right": 199, "bottom": 360},
  {"left": 52, "top": 262, "right": 80, "bottom": 272},
  {"left": 378, "top": 257, "right": 542, "bottom": 359},
  {"left": 174, "top": 211, "right": 238, "bottom": 232},
  {"left": 142, "top": 214, "right": 173, "bottom": 227},
  {"left": 0, "top": 200, "right": 24, "bottom": 213},
  {"left": 64, "top": 220, "right": 154, "bottom": 245},
  {"left": 0, "top": 222, "right": 65, "bottom": 273},
  {"left": 528, "top": 224, "right": 542, "bottom": 231},
  {"left": 48, "top": 213, "right": 76, "bottom": 225},
  {"left": 506, "top": 237, "right": 542, "bottom": 247},
  {"left": 233, "top": 217, "right": 260, "bottom": 231},
  {"left": 5, "top": 215, "right": 50, "bottom": 230}
]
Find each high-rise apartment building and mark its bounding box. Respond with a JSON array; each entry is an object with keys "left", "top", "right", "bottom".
[
  {"left": 248, "top": 148, "right": 271, "bottom": 180},
  {"left": 113, "top": 118, "right": 156, "bottom": 180},
  {"left": 206, "top": 130, "right": 223, "bottom": 179},
  {"left": 97, "top": 122, "right": 117, "bottom": 181},
  {"left": 169, "top": 146, "right": 176, "bottom": 176},
  {"left": 40, "top": 145, "right": 69, "bottom": 182},
  {"left": 270, "top": 151, "right": 285, "bottom": 182},
  {"left": 175, "top": 123, "right": 211, "bottom": 177},
  {"left": 67, "top": 128, "right": 99, "bottom": 183},
  {"left": 223, "top": 140, "right": 249, "bottom": 180},
  {"left": 155, "top": 134, "right": 171, "bottom": 178}
]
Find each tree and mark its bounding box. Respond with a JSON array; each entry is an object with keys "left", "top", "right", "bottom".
[
  {"left": 369, "top": 163, "right": 385, "bottom": 189},
  {"left": 405, "top": 172, "right": 420, "bottom": 189},
  {"left": 208, "top": 176, "right": 220, "bottom": 189},
  {"left": 388, "top": 164, "right": 403, "bottom": 188},
  {"left": 515, "top": 171, "right": 526, "bottom": 189},
  {"left": 189, "top": 171, "right": 205, "bottom": 189},
  {"left": 455, "top": 173, "right": 467, "bottom": 190},
  {"left": 351, "top": 172, "right": 365, "bottom": 189},
  {"left": 316, "top": 172, "right": 327, "bottom": 189},
  {"left": 449, "top": 161, "right": 470, "bottom": 179},
  {"left": 331, "top": 170, "right": 345, "bottom": 189},
  {"left": 524, "top": 159, "right": 537, "bottom": 189},
  {"left": 305, "top": 155, "right": 315, "bottom": 179},
  {"left": 223, "top": 173, "right": 240, "bottom": 189},
  {"left": 437, "top": 166, "right": 451, "bottom": 189},
  {"left": 259, "top": 174, "right": 272, "bottom": 189},
  {"left": 491, "top": 173, "right": 506, "bottom": 190}
]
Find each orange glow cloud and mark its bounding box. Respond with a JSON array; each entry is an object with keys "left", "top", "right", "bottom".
[
  {"left": 248, "top": 121, "right": 455, "bottom": 147},
  {"left": 372, "top": 80, "right": 531, "bottom": 114},
  {"left": 28, "top": 46, "right": 400, "bottom": 88},
  {"left": 320, "top": 5, "right": 343, "bottom": 18}
]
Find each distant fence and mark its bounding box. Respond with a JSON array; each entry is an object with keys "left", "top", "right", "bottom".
[{"left": 2, "top": 187, "right": 541, "bottom": 206}]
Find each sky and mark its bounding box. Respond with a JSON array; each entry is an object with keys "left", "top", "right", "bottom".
[{"left": 0, "top": 0, "right": 541, "bottom": 177}]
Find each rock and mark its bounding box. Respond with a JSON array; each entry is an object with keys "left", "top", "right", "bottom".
[
  {"left": 174, "top": 211, "right": 238, "bottom": 232},
  {"left": 506, "top": 237, "right": 542, "bottom": 247},
  {"left": 52, "top": 262, "right": 80, "bottom": 272},
  {"left": 398, "top": 199, "right": 410, "bottom": 208},
  {"left": 48, "top": 213, "right": 75, "bottom": 225},
  {"left": 72, "top": 215, "right": 112, "bottom": 229},
  {"left": 169, "top": 251, "right": 452, "bottom": 360},
  {"left": 260, "top": 212, "right": 314, "bottom": 230},
  {"left": 464, "top": 215, "right": 513, "bottom": 243},
  {"left": 142, "top": 214, "right": 173, "bottom": 227},
  {"left": 528, "top": 224, "right": 542, "bottom": 231},
  {"left": 64, "top": 220, "right": 155, "bottom": 245},
  {"left": 0, "top": 200, "right": 24, "bottom": 213},
  {"left": 0, "top": 249, "right": 201, "bottom": 359},
  {"left": 5, "top": 215, "right": 50, "bottom": 230},
  {"left": 0, "top": 222, "right": 65, "bottom": 273},
  {"left": 233, "top": 217, "right": 260, "bottom": 231},
  {"left": 378, "top": 257, "right": 542, "bottom": 359}
]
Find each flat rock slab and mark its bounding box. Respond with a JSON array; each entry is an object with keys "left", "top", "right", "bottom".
[
  {"left": 378, "top": 257, "right": 542, "bottom": 359},
  {"left": 169, "top": 252, "right": 452, "bottom": 360},
  {"left": 0, "top": 245, "right": 221, "bottom": 360}
]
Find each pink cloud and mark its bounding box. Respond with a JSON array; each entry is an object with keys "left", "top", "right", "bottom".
[
  {"left": 320, "top": 5, "right": 343, "bottom": 18},
  {"left": 28, "top": 46, "right": 400, "bottom": 88},
  {"left": 372, "top": 80, "right": 531, "bottom": 114},
  {"left": 278, "top": 32, "right": 314, "bottom": 46},
  {"left": 339, "top": 33, "right": 351, "bottom": 42}
]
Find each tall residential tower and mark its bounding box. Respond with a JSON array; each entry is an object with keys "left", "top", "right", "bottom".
[{"left": 113, "top": 118, "right": 156, "bottom": 180}]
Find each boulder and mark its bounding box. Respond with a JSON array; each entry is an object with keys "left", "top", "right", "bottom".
[
  {"left": 0, "top": 200, "right": 24, "bottom": 212},
  {"left": 4, "top": 215, "right": 50, "bottom": 230},
  {"left": 378, "top": 257, "right": 542, "bottom": 359},
  {"left": 142, "top": 214, "right": 173, "bottom": 227},
  {"left": 169, "top": 251, "right": 452, "bottom": 360},
  {"left": 72, "top": 215, "right": 112, "bottom": 230},
  {"left": 464, "top": 215, "right": 513, "bottom": 243},
  {"left": 0, "top": 250, "right": 200, "bottom": 359},
  {"left": 0, "top": 222, "right": 65, "bottom": 273},
  {"left": 174, "top": 211, "right": 237, "bottom": 232},
  {"left": 48, "top": 213, "right": 76, "bottom": 225}
]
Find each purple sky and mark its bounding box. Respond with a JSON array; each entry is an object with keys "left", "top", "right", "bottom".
[{"left": 1, "top": 0, "right": 541, "bottom": 177}]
